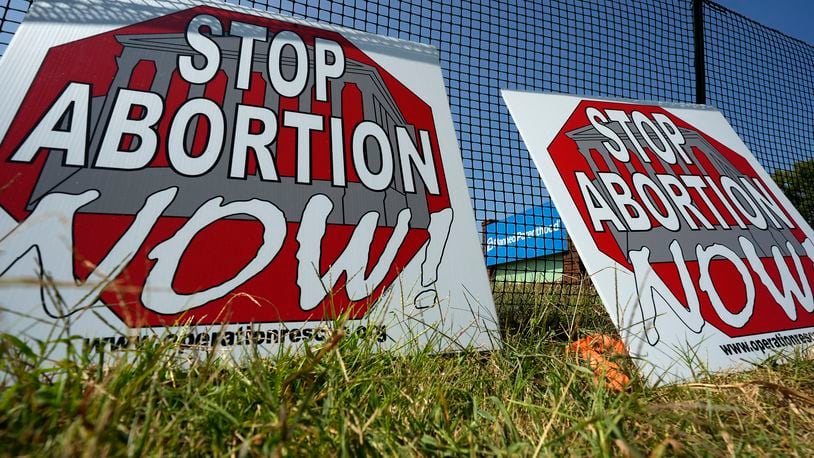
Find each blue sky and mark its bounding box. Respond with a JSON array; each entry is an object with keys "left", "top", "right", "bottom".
[{"left": 715, "top": 0, "right": 814, "bottom": 44}]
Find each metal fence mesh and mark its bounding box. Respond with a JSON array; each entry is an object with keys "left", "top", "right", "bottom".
[
  {"left": 0, "top": 1, "right": 29, "bottom": 56},
  {"left": 0, "top": 0, "right": 811, "bottom": 306},
  {"left": 703, "top": 2, "right": 814, "bottom": 225}
]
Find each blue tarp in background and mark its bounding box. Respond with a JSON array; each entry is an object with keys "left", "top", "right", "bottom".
[{"left": 484, "top": 204, "right": 568, "bottom": 267}]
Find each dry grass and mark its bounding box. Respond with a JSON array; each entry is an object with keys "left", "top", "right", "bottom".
[{"left": 0, "top": 289, "right": 813, "bottom": 456}]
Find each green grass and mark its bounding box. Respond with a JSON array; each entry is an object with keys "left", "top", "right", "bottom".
[{"left": 2, "top": 294, "right": 814, "bottom": 457}]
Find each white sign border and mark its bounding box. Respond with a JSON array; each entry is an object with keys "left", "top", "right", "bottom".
[
  {"left": 503, "top": 89, "right": 814, "bottom": 385},
  {"left": 0, "top": 0, "right": 500, "bottom": 357}
]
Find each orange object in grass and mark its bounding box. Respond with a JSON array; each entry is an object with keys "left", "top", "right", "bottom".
[{"left": 567, "top": 334, "right": 630, "bottom": 392}]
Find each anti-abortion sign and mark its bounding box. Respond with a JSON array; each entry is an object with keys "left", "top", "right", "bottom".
[
  {"left": 503, "top": 91, "right": 814, "bottom": 384},
  {"left": 0, "top": 0, "right": 498, "bottom": 354},
  {"left": 484, "top": 204, "right": 567, "bottom": 266}
]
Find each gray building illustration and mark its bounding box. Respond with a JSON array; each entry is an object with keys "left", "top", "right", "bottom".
[
  {"left": 565, "top": 120, "right": 803, "bottom": 263},
  {"left": 27, "top": 30, "right": 434, "bottom": 230}
]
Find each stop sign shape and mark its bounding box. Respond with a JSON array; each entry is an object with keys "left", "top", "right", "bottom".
[
  {"left": 0, "top": 1, "right": 485, "bottom": 335},
  {"left": 546, "top": 99, "right": 814, "bottom": 339}
]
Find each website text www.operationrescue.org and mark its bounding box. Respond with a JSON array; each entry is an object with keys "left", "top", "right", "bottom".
[
  {"left": 719, "top": 330, "right": 814, "bottom": 356},
  {"left": 84, "top": 324, "right": 388, "bottom": 352}
]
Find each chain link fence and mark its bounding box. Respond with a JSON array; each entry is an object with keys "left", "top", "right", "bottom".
[{"left": 1, "top": 0, "right": 812, "bottom": 306}]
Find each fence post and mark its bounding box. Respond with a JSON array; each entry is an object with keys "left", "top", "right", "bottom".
[{"left": 693, "top": 0, "right": 706, "bottom": 105}]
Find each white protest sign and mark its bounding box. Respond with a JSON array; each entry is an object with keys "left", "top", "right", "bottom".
[
  {"left": 0, "top": 0, "right": 499, "bottom": 355},
  {"left": 503, "top": 91, "right": 814, "bottom": 384}
]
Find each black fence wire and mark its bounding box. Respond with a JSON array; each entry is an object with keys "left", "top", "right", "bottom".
[{"left": 0, "top": 0, "right": 812, "bottom": 306}]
